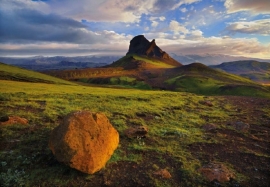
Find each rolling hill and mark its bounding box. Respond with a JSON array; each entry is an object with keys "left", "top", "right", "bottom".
[
  {"left": 0, "top": 62, "right": 75, "bottom": 85},
  {"left": 43, "top": 36, "right": 270, "bottom": 98},
  {"left": 210, "top": 60, "right": 270, "bottom": 84}
]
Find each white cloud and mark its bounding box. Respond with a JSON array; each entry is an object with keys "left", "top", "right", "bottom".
[
  {"left": 159, "top": 16, "right": 166, "bottom": 21},
  {"left": 151, "top": 21, "right": 159, "bottom": 27},
  {"left": 225, "top": 19, "right": 270, "bottom": 35},
  {"left": 161, "top": 35, "right": 270, "bottom": 59},
  {"left": 225, "top": 0, "right": 270, "bottom": 14},
  {"left": 169, "top": 20, "right": 189, "bottom": 35},
  {"left": 180, "top": 8, "right": 188, "bottom": 12},
  {"left": 20, "top": 0, "right": 200, "bottom": 23},
  {"left": 190, "top": 30, "right": 203, "bottom": 37}
]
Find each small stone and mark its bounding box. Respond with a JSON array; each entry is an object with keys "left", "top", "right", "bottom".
[
  {"left": 199, "top": 100, "right": 213, "bottom": 107},
  {"left": 0, "top": 116, "right": 28, "bottom": 126},
  {"left": 198, "top": 162, "right": 234, "bottom": 183},
  {"left": 124, "top": 126, "right": 148, "bottom": 138},
  {"left": 228, "top": 121, "right": 250, "bottom": 132},
  {"left": 202, "top": 123, "right": 217, "bottom": 131},
  {"left": 153, "top": 169, "right": 172, "bottom": 179}
]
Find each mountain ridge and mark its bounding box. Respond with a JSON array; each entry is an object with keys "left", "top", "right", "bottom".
[{"left": 210, "top": 60, "right": 270, "bottom": 84}]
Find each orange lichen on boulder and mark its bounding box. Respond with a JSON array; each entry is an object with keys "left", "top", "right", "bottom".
[{"left": 48, "top": 110, "right": 119, "bottom": 174}]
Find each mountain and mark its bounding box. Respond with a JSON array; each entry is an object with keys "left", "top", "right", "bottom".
[
  {"left": 108, "top": 35, "right": 182, "bottom": 69},
  {"left": 171, "top": 53, "right": 270, "bottom": 65},
  {"left": 0, "top": 56, "right": 120, "bottom": 71},
  {"left": 210, "top": 60, "right": 270, "bottom": 84},
  {"left": 44, "top": 35, "right": 270, "bottom": 98}
]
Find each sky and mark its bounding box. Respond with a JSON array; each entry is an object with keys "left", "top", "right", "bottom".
[{"left": 0, "top": 0, "right": 270, "bottom": 58}]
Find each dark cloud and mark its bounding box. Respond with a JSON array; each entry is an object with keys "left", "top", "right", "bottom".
[{"left": 0, "top": 8, "right": 105, "bottom": 44}]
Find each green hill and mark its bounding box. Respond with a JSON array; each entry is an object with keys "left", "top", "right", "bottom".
[
  {"left": 210, "top": 60, "right": 270, "bottom": 84},
  {"left": 164, "top": 63, "right": 270, "bottom": 97},
  {"left": 0, "top": 62, "right": 75, "bottom": 85},
  {"left": 107, "top": 54, "right": 180, "bottom": 69}
]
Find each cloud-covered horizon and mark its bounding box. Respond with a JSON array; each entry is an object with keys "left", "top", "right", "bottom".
[{"left": 0, "top": 0, "right": 270, "bottom": 59}]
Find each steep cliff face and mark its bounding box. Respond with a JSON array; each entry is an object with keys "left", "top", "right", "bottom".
[{"left": 127, "top": 35, "right": 171, "bottom": 59}]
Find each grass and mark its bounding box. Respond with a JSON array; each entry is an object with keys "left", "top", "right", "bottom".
[
  {"left": 164, "top": 70, "right": 270, "bottom": 98},
  {"left": 0, "top": 79, "right": 235, "bottom": 186},
  {"left": 113, "top": 54, "right": 176, "bottom": 68},
  {"left": 0, "top": 62, "right": 75, "bottom": 85}
]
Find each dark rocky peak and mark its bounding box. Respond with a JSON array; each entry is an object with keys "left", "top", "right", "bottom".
[{"left": 126, "top": 35, "right": 171, "bottom": 59}]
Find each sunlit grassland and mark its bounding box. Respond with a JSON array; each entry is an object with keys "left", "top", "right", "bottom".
[
  {"left": 114, "top": 54, "right": 175, "bottom": 68},
  {"left": 0, "top": 80, "right": 236, "bottom": 186},
  {"left": 0, "top": 62, "right": 75, "bottom": 85}
]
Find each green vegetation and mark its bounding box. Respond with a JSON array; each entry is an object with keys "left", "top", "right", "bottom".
[
  {"left": 111, "top": 54, "right": 176, "bottom": 68},
  {"left": 0, "top": 62, "right": 75, "bottom": 85},
  {"left": 164, "top": 63, "right": 270, "bottom": 98},
  {"left": 210, "top": 60, "right": 270, "bottom": 84},
  {"left": 86, "top": 76, "right": 152, "bottom": 90},
  {"left": 1, "top": 63, "right": 269, "bottom": 186},
  {"left": 0, "top": 79, "right": 239, "bottom": 186}
]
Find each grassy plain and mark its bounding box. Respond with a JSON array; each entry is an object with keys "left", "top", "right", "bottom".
[
  {"left": 0, "top": 79, "right": 238, "bottom": 186},
  {"left": 1, "top": 63, "right": 269, "bottom": 186}
]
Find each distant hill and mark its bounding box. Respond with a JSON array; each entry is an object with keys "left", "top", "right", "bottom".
[
  {"left": 0, "top": 56, "right": 120, "bottom": 71},
  {"left": 210, "top": 60, "right": 270, "bottom": 84},
  {"left": 170, "top": 54, "right": 270, "bottom": 65},
  {"left": 0, "top": 62, "right": 75, "bottom": 85},
  {"left": 44, "top": 35, "right": 270, "bottom": 98}
]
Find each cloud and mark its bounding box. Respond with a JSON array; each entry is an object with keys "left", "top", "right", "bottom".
[
  {"left": 180, "top": 8, "right": 188, "bottom": 12},
  {"left": 225, "top": 19, "right": 270, "bottom": 35},
  {"left": 151, "top": 21, "right": 159, "bottom": 27},
  {"left": 225, "top": 0, "right": 270, "bottom": 14},
  {"left": 159, "top": 16, "right": 166, "bottom": 21},
  {"left": 161, "top": 36, "right": 270, "bottom": 59},
  {"left": 154, "top": 0, "right": 200, "bottom": 12},
  {"left": 169, "top": 20, "right": 189, "bottom": 34},
  {"left": 0, "top": 8, "right": 105, "bottom": 44},
  {"left": 7, "top": 0, "right": 200, "bottom": 23},
  {"left": 150, "top": 16, "right": 166, "bottom": 21}
]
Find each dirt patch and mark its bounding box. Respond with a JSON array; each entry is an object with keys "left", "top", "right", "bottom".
[{"left": 189, "top": 96, "right": 270, "bottom": 186}]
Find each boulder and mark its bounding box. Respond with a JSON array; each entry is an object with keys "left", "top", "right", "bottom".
[
  {"left": 124, "top": 126, "right": 148, "bottom": 138},
  {"left": 48, "top": 111, "right": 119, "bottom": 174},
  {"left": 0, "top": 116, "right": 28, "bottom": 126},
  {"left": 198, "top": 162, "right": 234, "bottom": 183}
]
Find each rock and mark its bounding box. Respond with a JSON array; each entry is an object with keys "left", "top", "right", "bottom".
[
  {"left": 126, "top": 35, "right": 181, "bottom": 66},
  {"left": 48, "top": 110, "right": 119, "bottom": 174},
  {"left": 202, "top": 123, "right": 218, "bottom": 131},
  {"left": 124, "top": 126, "right": 148, "bottom": 138},
  {"left": 228, "top": 121, "right": 250, "bottom": 132},
  {"left": 199, "top": 100, "right": 213, "bottom": 107},
  {"left": 153, "top": 169, "right": 172, "bottom": 179},
  {"left": 0, "top": 116, "right": 28, "bottom": 126},
  {"left": 198, "top": 162, "right": 234, "bottom": 183}
]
